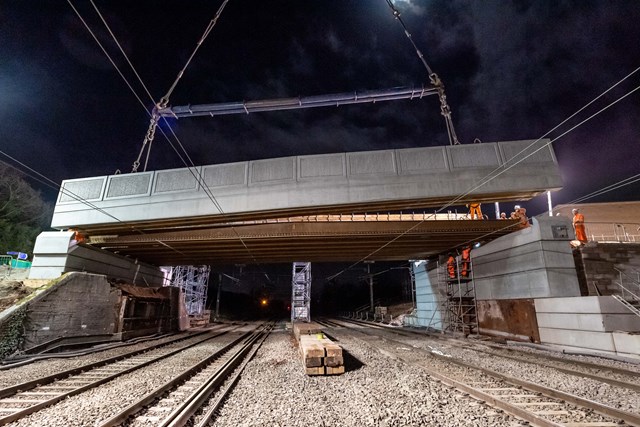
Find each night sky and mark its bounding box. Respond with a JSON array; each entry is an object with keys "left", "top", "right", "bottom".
[{"left": 2, "top": 1, "right": 639, "bottom": 215}]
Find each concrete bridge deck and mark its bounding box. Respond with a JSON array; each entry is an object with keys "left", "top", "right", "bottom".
[{"left": 53, "top": 139, "right": 560, "bottom": 237}]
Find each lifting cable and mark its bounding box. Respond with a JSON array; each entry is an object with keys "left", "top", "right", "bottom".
[
  {"left": 71, "top": 0, "right": 258, "bottom": 263},
  {"left": 325, "top": 70, "right": 640, "bottom": 281},
  {"left": 133, "top": 0, "right": 231, "bottom": 173},
  {"left": 384, "top": 0, "right": 460, "bottom": 145}
]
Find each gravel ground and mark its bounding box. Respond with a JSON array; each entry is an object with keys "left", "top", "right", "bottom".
[
  {"left": 2, "top": 322, "right": 637, "bottom": 426},
  {"left": 342, "top": 325, "right": 640, "bottom": 416},
  {"left": 212, "top": 330, "right": 522, "bottom": 427}
]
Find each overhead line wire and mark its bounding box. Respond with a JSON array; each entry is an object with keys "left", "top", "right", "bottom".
[
  {"left": 75, "top": 0, "right": 257, "bottom": 262},
  {"left": 326, "top": 71, "right": 640, "bottom": 281}
]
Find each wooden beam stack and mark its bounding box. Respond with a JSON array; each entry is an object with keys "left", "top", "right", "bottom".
[{"left": 293, "top": 322, "right": 344, "bottom": 375}]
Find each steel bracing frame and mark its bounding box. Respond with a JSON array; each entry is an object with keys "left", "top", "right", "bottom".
[
  {"left": 166, "top": 265, "right": 211, "bottom": 315},
  {"left": 291, "top": 262, "right": 311, "bottom": 322}
]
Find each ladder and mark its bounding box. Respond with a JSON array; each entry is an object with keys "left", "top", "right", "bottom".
[{"left": 291, "top": 262, "right": 311, "bottom": 322}]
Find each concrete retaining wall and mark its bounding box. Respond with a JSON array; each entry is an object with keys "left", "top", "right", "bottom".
[
  {"left": 535, "top": 296, "right": 640, "bottom": 359},
  {"left": 20, "top": 273, "right": 120, "bottom": 348}
]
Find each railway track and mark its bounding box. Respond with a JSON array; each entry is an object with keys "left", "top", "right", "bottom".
[
  {"left": 0, "top": 325, "right": 241, "bottom": 425},
  {"left": 329, "top": 318, "right": 640, "bottom": 426},
  {"left": 334, "top": 317, "right": 640, "bottom": 394},
  {"left": 98, "top": 322, "right": 273, "bottom": 427}
]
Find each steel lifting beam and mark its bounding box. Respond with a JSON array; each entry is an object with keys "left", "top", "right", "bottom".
[{"left": 157, "top": 86, "right": 438, "bottom": 118}]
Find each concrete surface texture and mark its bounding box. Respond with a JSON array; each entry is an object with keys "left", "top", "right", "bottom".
[
  {"left": 50, "top": 139, "right": 561, "bottom": 229},
  {"left": 553, "top": 201, "right": 640, "bottom": 242},
  {"left": 535, "top": 296, "right": 640, "bottom": 359},
  {"left": 472, "top": 216, "right": 581, "bottom": 300},
  {"left": 29, "top": 231, "right": 166, "bottom": 282}
]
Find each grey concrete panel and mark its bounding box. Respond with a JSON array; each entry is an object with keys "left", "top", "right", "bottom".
[
  {"left": 347, "top": 150, "right": 396, "bottom": 175},
  {"left": 59, "top": 177, "right": 106, "bottom": 203},
  {"left": 538, "top": 327, "right": 616, "bottom": 352},
  {"left": 250, "top": 157, "right": 295, "bottom": 183},
  {"left": 397, "top": 147, "right": 448, "bottom": 174},
  {"left": 613, "top": 332, "right": 640, "bottom": 353},
  {"left": 154, "top": 167, "right": 200, "bottom": 193},
  {"left": 105, "top": 172, "right": 152, "bottom": 199},
  {"left": 475, "top": 269, "right": 552, "bottom": 300},
  {"left": 203, "top": 162, "right": 247, "bottom": 187},
  {"left": 537, "top": 312, "right": 640, "bottom": 332},
  {"left": 499, "top": 139, "right": 556, "bottom": 165},
  {"left": 51, "top": 139, "right": 562, "bottom": 229},
  {"left": 448, "top": 144, "right": 501, "bottom": 169},
  {"left": 298, "top": 153, "right": 345, "bottom": 178},
  {"left": 546, "top": 269, "right": 581, "bottom": 297},
  {"left": 535, "top": 296, "right": 636, "bottom": 314}
]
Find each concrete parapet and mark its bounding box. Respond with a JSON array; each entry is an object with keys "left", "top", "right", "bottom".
[{"left": 51, "top": 139, "right": 561, "bottom": 229}]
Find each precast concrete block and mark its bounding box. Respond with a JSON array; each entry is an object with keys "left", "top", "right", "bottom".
[
  {"left": 538, "top": 327, "right": 616, "bottom": 352},
  {"left": 298, "top": 153, "right": 346, "bottom": 179},
  {"left": 546, "top": 269, "right": 581, "bottom": 297},
  {"left": 153, "top": 167, "right": 200, "bottom": 194},
  {"left": 58, "top": 176, "right": 107, "bottom": 203},
  {"left": 536, "top": 312, "right": 640, "bottom": 332},
  {"left": 397, "top": 146, "right": 448, "bottom": 174},
  {"left": 535, "top": 296, "right": 636, "bottom": 314},
  {"left": 613, "top": 332, "right": 640, "bottom": 355},
  {"left": 475, "top": 269, "right": 553, "bottom": 300}
]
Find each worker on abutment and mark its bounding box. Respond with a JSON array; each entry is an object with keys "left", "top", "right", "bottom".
[
  {"left": 467, "top": 202, "right": 483, "bottom": 220},
  {"left": 572, "top": 208, "right": 588, "bottom": 244}
]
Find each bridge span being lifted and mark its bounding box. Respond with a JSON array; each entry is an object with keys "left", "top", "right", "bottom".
[{"left": 41, "top": 138, "right": 561, "bottom": 266}]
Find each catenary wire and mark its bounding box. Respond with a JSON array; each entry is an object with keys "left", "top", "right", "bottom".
[
  {"left": 326, "top": 76, "right": 640, "bottom": 281},
  {"left": 71, "top": 0, "right": 257, "bottom": 262}
]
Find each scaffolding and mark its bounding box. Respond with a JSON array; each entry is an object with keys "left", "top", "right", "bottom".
[
  {"left": 166, "top": 265, "right": 211, "bottom": 315},
  {"left": 437, "top": 255, "right": 479, "bottom": 335},
  {"left": 291, "top": 262, "right": 311, "bottom": 322}
]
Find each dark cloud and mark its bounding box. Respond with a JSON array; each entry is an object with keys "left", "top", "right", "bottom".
[{"left": 1, "top": 0, "right": 638, "bottom": 211}]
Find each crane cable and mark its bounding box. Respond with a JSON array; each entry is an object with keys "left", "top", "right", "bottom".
[
  {"left": 384, "top": 0, "right": 460, "bottom": 145},
  {"left": 133, "top": 0, "right": 232, "bottom": 173},
  {"left": 69, "top": 0, "right": 258, "bottom": 263},
  {"left": 325, "top": 73, "right": 640, "bottom": 281}
]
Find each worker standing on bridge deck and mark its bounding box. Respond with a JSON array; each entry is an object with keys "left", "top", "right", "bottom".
[
  {"left": 447, "top": 253, "right": 456, "bottom": 279},
  {"left": 572, "top": 208, "right": 588, "bottom": 244},
  {"left": 467, "top": 202, "right": 483, "bottom": 220},
  {"left": 511, "top": 206, "right": 530, "bottom": 229}
]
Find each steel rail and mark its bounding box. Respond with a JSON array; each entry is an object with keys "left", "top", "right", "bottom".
[
  {"left": 167, "top": 323, "right": 274, "bottom": 427},
  {"left": 0, "top": 329, "right": 212, "bottom": 398},
  {"left": 337, "top": 316, "right": 640, "bottom": 389},
  {"left": 97, "top": 323, "right": 272, "bottom": 427},
  {"left": 0, "top": 328, "right": 237, "bottom": 426},
  {"left": 333, "top": 319, "right": 640, "bottom": 426},
  {"left": 193, "top": 325, "right": 272, "bottom": 427}
]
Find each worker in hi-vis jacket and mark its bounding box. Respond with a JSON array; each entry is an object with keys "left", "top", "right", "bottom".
[
  {"left": 572, "top": 208, "right": 588, "bottom": 243},
  {"left": 467, "top": 202, "right": 483, "bottom": 220}
]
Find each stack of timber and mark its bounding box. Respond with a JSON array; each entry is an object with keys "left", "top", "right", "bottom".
[
  {"left": 293, "top": 322, "right": 344, "bottom": 375},
  {"left": 189, "top": 310, "right": 211, "bottom": 328}
]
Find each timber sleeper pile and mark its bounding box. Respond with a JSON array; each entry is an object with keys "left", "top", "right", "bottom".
[{"left": 293, "top": 322, "right": 344, "bottom": 375}]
